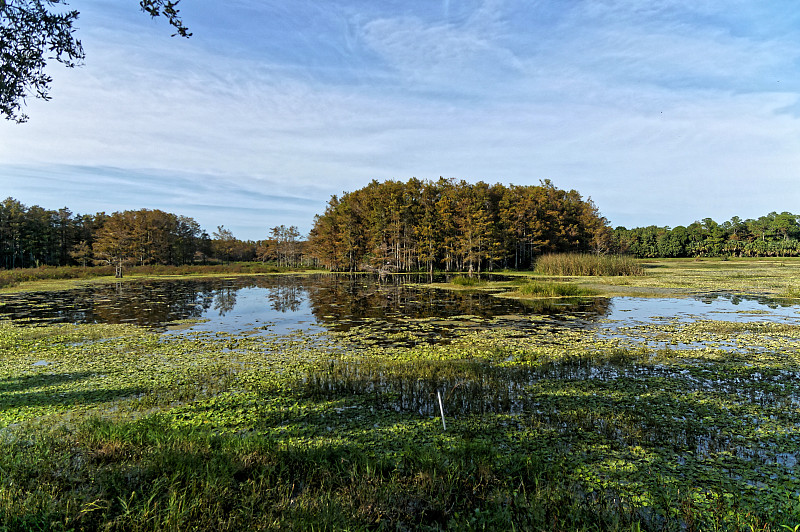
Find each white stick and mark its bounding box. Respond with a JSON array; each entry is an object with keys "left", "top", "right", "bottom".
[{"left": 437, "top": 390, "right": 446, "bottom": 431}]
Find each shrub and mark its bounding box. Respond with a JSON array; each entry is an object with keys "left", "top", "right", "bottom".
[{"left": 0, "top": 266, "right": 114, "bottom": 289}]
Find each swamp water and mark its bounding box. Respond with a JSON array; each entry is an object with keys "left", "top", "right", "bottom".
[{"left": 1, "top": 274, "right": 798, "bottom": 340}]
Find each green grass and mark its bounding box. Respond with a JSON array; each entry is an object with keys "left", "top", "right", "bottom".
[
  {"left": 534, "top": 253, "right": 644, "bottom": 276},
  {"left": 449, "top": 275, "right": 488, "bottom": 287},
  {"left": 0, "top": 263, "right": 319, "bottom": 292},
  {"left": 516, "top": 280, "right": 596, "bottom": 297}
]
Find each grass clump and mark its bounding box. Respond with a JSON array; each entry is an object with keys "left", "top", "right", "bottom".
[
  {"left": 534, "top": 253, "right": 643, "bottom": 276},
  {"left": 450, "top": 275, "right": 488, "bottom": 287},
  {"left": 517, "top": 281, "right": 595, "bottom": 298}
]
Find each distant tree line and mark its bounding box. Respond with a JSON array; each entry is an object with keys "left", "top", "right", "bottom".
[
  {"left": 0, "top": 197, "right": 305, "bottom": 274},
  {"left": 307, "top": 178, "right": 610, "bottom": 272},
  {"left": 6, "top": 187, "right": 795, "bottom": 275},
  {"left": 612, "top": 213, "right": 800, "bottom": 258}
]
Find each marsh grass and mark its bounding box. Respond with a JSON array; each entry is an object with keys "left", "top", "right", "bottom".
[
  {"left": 781, "top": 287, "right": 800, "bottom": 299},
  {"left": 0, "top": 265, "right": 115, "bottom": 289},
  {"left": 449, "top": 275, "right": 488, "bottom": 287},
  {"left": 535, "top": 253, "right": 644, "bottom": 276},
  {"left": 516, "top": 280, "right": 596, "bottom": 298},
  {"left": 0, "top": 263, "right": 309, "bottom": 292}
]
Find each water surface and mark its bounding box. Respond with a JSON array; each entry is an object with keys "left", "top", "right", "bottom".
[{"left": 1, "top": 274, "right": 798, "bottom": 344}]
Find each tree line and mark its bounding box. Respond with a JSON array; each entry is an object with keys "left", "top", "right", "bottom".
[
  {"left": 0, "top": 197, "right": 303, "bottom": 274},
  {"left": 5, "top": 186, "right": 797, "bottom": 275},
  {"left": 612, "top": 213, "right": 800, "bottom": 258},
  {"left": 306, "top": 178, "right": 610, "bottom": 273}
]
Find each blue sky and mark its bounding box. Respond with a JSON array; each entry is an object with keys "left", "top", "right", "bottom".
[{"left": 2, "top": 0, "right": 799, "bottom": 240}]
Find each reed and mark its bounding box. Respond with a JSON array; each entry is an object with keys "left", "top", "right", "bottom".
[
  {"left": 450, "top": 275, "right": 488, "bottom": 287},
  {"left": 517, "top": 280, "right": 595, "bottom": 297},
  {"left": 534, "top": 253, "right": 643, "bottom": 276}
]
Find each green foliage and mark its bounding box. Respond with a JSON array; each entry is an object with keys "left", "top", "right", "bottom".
[
  {"left": 3, "top": 267, "right": 800, "bottom": 529},
  {"left": 1, "top": 293, "right": 800, "bottom": 530},
  {"left": 534, "top": 253, "right": 644, "bottom": 276},
  {"left": 614, "top": 211, "right": 800, "bottom": 259},
  {"left": 0, "top": 0, "right": 84, "bottom": 123},
  {"left": 2, "top": 1, "right": 190, "bottom": 123},
  {"left": 0, "top": 197, "right": 317, "bottom": 272}
]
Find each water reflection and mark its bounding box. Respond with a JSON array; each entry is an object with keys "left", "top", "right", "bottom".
[
  {"left": 0, "top": 274, "right": 607, "bottom": 335},
  {"left": 213, "top": 285, "right": 238, "bottom": 315},
  {"left": 1, "top": 275, "right": 798, "bottom": 343}
]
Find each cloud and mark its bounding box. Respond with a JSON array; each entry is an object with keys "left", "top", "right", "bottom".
[{"left": 1, "top": 0, "right": 800, "bottom": 238}]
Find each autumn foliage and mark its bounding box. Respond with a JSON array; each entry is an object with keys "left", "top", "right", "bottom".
[{"left": 307, "top": 178, "right": 611, "bottom": 272}]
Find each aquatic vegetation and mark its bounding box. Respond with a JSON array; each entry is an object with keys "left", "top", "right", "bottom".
[
  {"left": 449, "top": 275, "right": 488, "bottom": 287},
  {"left": 515, "top": 280, "right": 597, "bottom": 298},
  {"left": 535, "top": 253, "right": 644, "bottom": 276},
  {"left": 781, "top": 287, "right": 800, "bottom": 299}
]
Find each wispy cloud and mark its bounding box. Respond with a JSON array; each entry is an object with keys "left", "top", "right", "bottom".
[{"left": 1, "top": 0, "right": 799, "bottom": 238}]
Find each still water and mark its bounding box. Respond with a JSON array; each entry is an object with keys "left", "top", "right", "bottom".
[{"left": 1, "top": 274, "right": 798, "bottom": 341}]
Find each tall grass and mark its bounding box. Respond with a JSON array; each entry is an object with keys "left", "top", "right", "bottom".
[
  {"left": 450, "top": 275, "right": 488, "bottom": 287},
  {"left": 534, "top": 253, "right": 643, "bottom": 276},
  {"left": 518, "top": 281, "right": 595, "bottom": 297}
]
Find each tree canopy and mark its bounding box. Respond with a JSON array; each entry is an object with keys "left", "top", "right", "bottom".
[
  {"left": 0, "top": 198, "right": 214, "bottom": 272},
  {"left": 0, "top": 0, "right": 189, "bottom": 122},
  {"left": 307, "top": 178, "right": 610, "bottom": 273},
  {"left": 0, "top": 197, "right": 307, "bottom": 274},
  {"left": 613, "top": 212, "right": 800, "bottom": 258}
]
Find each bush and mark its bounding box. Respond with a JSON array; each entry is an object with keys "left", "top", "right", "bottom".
[{"left": 534, "top": 253, "right": 643, "bottom": 276}]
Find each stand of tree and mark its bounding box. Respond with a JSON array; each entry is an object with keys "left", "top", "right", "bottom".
[
  {"left": 6, "top": 188, "right": 796, "bottom": 276},
  {"left": 613, "top": 213, "right": 800, "bottom": 258},
  {"left": 307, "top": 178, "right": 610, "bottom": 272},
  {"left": 0, "top": 198, "right": 211, "bottom": 272},
  {"left": 0, "top": 197, "right": 307, "bottom": 275}
]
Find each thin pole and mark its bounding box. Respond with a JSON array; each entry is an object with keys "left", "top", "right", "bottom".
[{"left": 437, "top": 390, "right": 446, "bottom": 431}]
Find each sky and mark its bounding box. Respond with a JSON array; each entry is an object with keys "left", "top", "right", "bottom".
[{"left": 2, "top": 0, "right": 800, "bottom": 240}]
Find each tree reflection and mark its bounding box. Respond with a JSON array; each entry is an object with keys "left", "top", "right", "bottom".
[
  {"left": 267, "top": 279, "right": 304, "bottom": 313},
  {"left": 213, "top": 286, "right": 237, "bottom": 315},
  {"left": 0, "top": 274, "right": 614, "bottom": 334}
]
